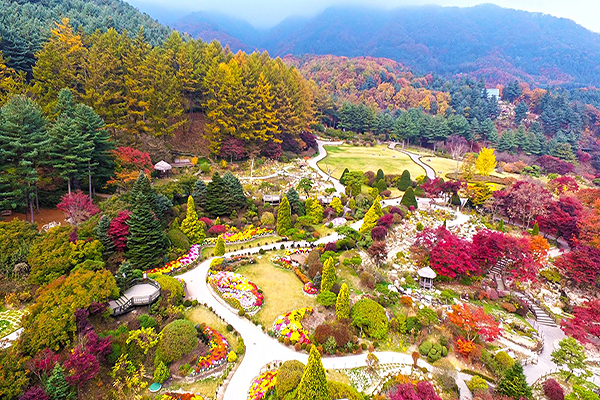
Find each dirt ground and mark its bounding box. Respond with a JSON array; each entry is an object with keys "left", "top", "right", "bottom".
[{"left": 3, "top": 208, "right": 67, "bottom": 229}]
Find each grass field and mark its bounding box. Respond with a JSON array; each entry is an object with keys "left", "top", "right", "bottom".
[
  {"left": 186, "top": 305, "right": 242, "bottom": 352},
  {"left": 318, "top": 144, "right": 426, "bottom": 179},
  {"left": 420, "top": 156, "right": 461, "bottom": 178},
  {"left": 236, "top": 252, "right": 317, "bottom": 329},
  {"left": 201, "top": 236, "right": 282, "bottom": 258}
]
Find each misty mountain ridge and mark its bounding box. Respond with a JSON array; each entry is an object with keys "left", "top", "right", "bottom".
[{"left": 169, "top": 4, "right": 600, "bottom": 86}]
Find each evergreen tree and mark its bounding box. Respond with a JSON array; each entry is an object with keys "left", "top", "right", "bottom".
[
  {"left": 205, "top": 173, "right": 230, "bottom": 217},
  {"left": 222, "top": 172, "right": 246, "bottom": 210},
  {"left": 551, "top": 337, "right": 590, "bottom": 382},
  {"left": 306, "top": 197, "right": 324, "bottom": 224},
  {"left": 214, "top": 236, "right": 225, "bottom": 256},
  {"left": 360, "top": 196, "right": 383, "bottom": 234},
  {"left": 401, "top": 187, "right": 418, "bottom": 209},
  {"left": 376, "top": 179, "right": 387, "bottom": 194},
  {"left": 180, "top": 196, "right": 206, "bottom": 244},
  {"left": 514, "top": 101, "right": 528, "bottom": 124},
  {"left": 126, "top": 194, "right": 168, "bottom": 270},
  {"left": 496, "top": 362, "right": 532, "bottom": 400},
  {"left": 398, "top": 170, "right": 412, "bottom": 191},
  {"left": 130, "top": 172, "right": 159, "bottom": 215},
  {"left": 336, "top": 283, "right": 350, "bottom": 320},
  {"left": 276, "top": 196, "right": 292, "bottom": 236},
  {"left": 481, "top": 118, "right": 498, "bottom": 145},
  {"left": 339, "top": 168, "right": 350, "bottom": 185},
  {"left": 320, "top": 257, "right": 336, "bottom": 292},
  {"left": 297, "top": 346, "right": 329, "bottom": 400},
  {"left": 0, "top": 95, "right": 49, "bottom": 222},
  {"left": 375, "top": 169, "right": 385, "bottom": 183},
  {"left": 95, "top": 215, "right": 115, "bottom": 255},
  {"left": 73, "top": 103, "right": 114, "bottom": 197},
  {"left": 115, "top": 261, "right": 136, "bottom": 293},
  {"left": 531, "top": 222, "right": 539, "bottom": 236},
  {"left": 50, "top": 89, "right": 93, "bottom": 194},
  {"left": 192, "top": 179, "right": 207, "bottom": 209},
  {"left": 45, "top": 363, "right": 75, "bottom": 400},
  {"left": 497, "top": 130, "right": 517, "bottom": 154},
  {"left": 286, "top": 187, "right": 304, "bottom": 216}
]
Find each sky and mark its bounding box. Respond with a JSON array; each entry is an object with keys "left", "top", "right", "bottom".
[{"left": 128, "top": 0, "right": 600, "bottom": 32}]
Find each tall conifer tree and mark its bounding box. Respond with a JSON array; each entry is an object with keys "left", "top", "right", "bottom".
[{"left": 126, "top": 193, "right": 168, "bottom": 270}]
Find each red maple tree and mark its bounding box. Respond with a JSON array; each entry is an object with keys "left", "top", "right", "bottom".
[
  {"left": 447, "top": 303, "right": 501, "bottom": 342},
  {"left": 57, "top": 191, "right": 100, "bottom": 226},
  {"left": 108, "top": 211, "right": 131, "bottom": 251},
  {"left": 561, "top": 300, "right": 600, "bottom": 345}
]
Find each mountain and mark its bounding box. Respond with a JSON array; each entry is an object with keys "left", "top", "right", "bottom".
[
  {"left": 0, "top": 0, "right": 171, "bottom": 73},
  {"left": 170, "top": 4, "right": 600, "bottom": 87},
  {"left": 169, "top": 11, "right": 263, "bottom": 52}
]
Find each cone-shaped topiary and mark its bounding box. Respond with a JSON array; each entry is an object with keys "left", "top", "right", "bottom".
[
  {"left": 336, "top": 283, "right": 350, "bottom": 320},
  {"left": 400, "top": 186, "right": 418, "bottom": 209},
  {"left": 180, "top": 196, "right": 206, "bottom": 244},
  {"left": 398, "top": 170, "right": 411, "bottom": 191},
  {"left": 320, "top": 257, "right": 336, "bottom": 292},
  {"left": 359, "top": 196, "right": 383, "bottom": 234},
  {"left": 276, "top": 196, "right": 292, "bottom": 236},
  {"left": 297, "top": 346, "right": 329, "bottom": 400},
  {"left": 214, "top": 236, "right": 225, "bottom": 256},
  {"left": 531, "top": 222, "right": 539, "bottom": 236}
]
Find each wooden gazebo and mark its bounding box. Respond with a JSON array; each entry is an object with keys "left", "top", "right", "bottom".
[{"left": 418, "top": 266, "right": 437, "bottom": 290}]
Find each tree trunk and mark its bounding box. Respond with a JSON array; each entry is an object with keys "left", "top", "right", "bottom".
[
  {"left": 35, "top": 188, "right": 39, "bottom": 212},
  {"left": 68, "top": 177, "right": 72, "bottom": 195},
  {"left": 29, "top": 197, "right": 34, "bottom": 224}
]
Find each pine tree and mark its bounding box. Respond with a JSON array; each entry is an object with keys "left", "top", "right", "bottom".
[
  {"left": 192, "top": 179, "right": 207, "bottom": 209},
  {"left": 0, "top": 95, "right": 50, "bottom": 222},
  {"left": 222, "top": 172, "right": 246, "bottom": 210},
  {"left": 115, "top": 261, "right": 135, "bottom": 293},
  {"left": 376, "top": 169, "right": 385, "bottom": 183},
  {"left": 126, "top": 194, "right": 168, "bottom": 270},
  {"left": 398, "top": 170, "right": 412, "bottom": 191},
  {"left": 205, "top": 173, "right": 230, "bottom": 217},
  {"left": 123, "top": 29, "right": 152, "bottom": 137},
  {"left": 276, "top": 196, "right": 292, "bottom": 236},
  {"left": 214, "top": 236, "right": 225, "bottom": 256},
  {"left": 360, "top": 196, "right": 383, "bottom": 234},
  {"left": 336, "top": 283, "right": 350, "bottom": 320},
  {"left": 401, "top": 187, "right": 418, "bottom": 209},
  {"left": 95, "top": 215, "right": 115, "bottom": 255},
  {"left": 73, "top": 103, "right": 114, "bottom": 198},
  {"left": 496, "top": 362, "right": 532, "bottom": 399},
  {"left": 45, "top": 363, "right": 75, "bottom": 400},
  {"left": 286, "top": 187, "right": 304, "bottom": 216},
  {"left": 180, "top": 196, "right": 206, "bottom": 244},
  {"left": 320, "top": 257, "right": 336, "bottom": 292},
  {"left": 297, "top": 346, "right": 329, "bottom": 400},
  {"left": 340, "top": 168, "right": 350, "bottom": 185},
  {"left": 49, "top": 89, "right": 93, "bottom": 194}
]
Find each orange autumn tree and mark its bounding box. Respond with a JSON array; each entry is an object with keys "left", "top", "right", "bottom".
[
  {"left": 529, "top": 235, "right": 550, "bottom": 265},
  {"left": 107, "top": 147, "right": 152, "bottom": 191},
  {"left": 448, "top": 304, "right": 501, "bottom": 355}
]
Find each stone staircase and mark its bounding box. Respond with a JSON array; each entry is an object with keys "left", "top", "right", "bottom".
[{"left": 489, "top": 258, "right": 557, "bottom": 327}]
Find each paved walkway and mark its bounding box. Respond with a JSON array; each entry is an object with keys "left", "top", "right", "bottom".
[
  {"left": 310, "top": 140, "right": 346, "bottom": 194},
  {"left": 388, "top": 142, "right": 436, "bottom": 180}
]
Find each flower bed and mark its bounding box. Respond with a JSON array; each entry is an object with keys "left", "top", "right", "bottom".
[
  {"left": 160, "top": 393, "right": 205, "bottom": 400},
  {"left": 285, "top": 247, "right": 311, "bottom": 256},
  {"left": 147, "top": 244, "right": 201, "bottom": 275},
  {"left": 271, "top": 255, "right": 297, "bottom": 270},
  {"left": 248, "top": 370, "right": 278, "bottom": 400},
  {"left": 303, "top": 282, "right": 318, "bottom": 296},
  {"left": 200, "top": 225, "right": 274, "bottom": 246},
  {"left": 192, "top": 326, "right": 230, "bottom": 375},
  {"left": 272, "top": 307, "right": 313, "bottom": 345},
  {"left": 330, "top": 217, "right": 347, "bottom": 227},
  {"left": 208, "top": 271, "right": 264, "bottom": 314}
]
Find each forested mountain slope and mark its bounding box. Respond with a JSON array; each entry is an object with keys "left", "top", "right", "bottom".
[
  {"left": 172, "top": 4, "right": 600, "bottom": 87},
  {"left": 0, "top": 0, "right": 170, "bottom": 73}
]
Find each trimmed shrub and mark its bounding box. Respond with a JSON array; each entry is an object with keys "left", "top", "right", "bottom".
[
  {"left": 419, "top": 341, "right": 433, "bottom": 356},
  {"left": 167, "top": 228, "right": 191, "bottom": 252},
  {"left": 543, "top": 379, "right": 564, "bottom": 400},
  {"left": 327, "top": 381, "right": 363, "bottom": 400},
  {"left": 350, "top": 298, "right": 388, "bottom": 339},
  {"left": 276, "top": 360, "right": 305, "bottom": 398},
  {"left": 156, "top": 320, "right": 198, "bottom": 364},
  {"left": 316, "top": 290, "right": 337, "bottom": 307},
  {"left": 466, "top": 376, "right": 489, "bottom": 394},
  {"left": 494, "top": 351, "right": 515, "bottom": 371},
  {"left": 151, "top": 274, "right": 185, "bottom": 304},
  {"left": 227, "top": 351, "right": 237, "bottom": 362},
  {"left": 153, "top": 361, "right": 170, "bottom": 383},
  {"left": 138, "top": 314, "right": 158, "bottom": 330}
]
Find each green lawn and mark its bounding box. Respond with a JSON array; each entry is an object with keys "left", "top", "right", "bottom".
[
  {"left": 201, "top": 236, "right": 282, "bottom": 258},
  {"left": 318, "top": 144, "right": 426, "bottom": 179},
  {"left": 236, "top": 252, "right": 317, "bottom": 329},
  {"left": 420, "top": 156, "right": 461, "bottom": 178},
  {"left": 186, "top": 305, "right": 242, "bottom": 352}
]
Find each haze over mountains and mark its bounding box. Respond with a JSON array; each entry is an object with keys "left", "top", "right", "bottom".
[{"left": 166, "top": 4, "right": 600, "bottom": 86}]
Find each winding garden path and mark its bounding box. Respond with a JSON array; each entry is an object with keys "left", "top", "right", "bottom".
[{"left": 387, "top": 142, "right": 436, "bottom": 180}]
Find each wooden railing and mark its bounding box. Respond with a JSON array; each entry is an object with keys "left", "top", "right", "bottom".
[{"left": 111, "top": 278, "right": 161, "bottom": 316}]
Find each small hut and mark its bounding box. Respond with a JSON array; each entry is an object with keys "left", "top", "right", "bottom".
[
  {"left": 154, "top": 160, "right": 172, "bottom": 176},
  {"left": 418, "top": 266, "right": 437, "bottom": 290}
]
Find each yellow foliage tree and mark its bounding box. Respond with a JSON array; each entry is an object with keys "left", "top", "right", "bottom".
[{"left": 475, "top": 148, "right": 497, "bottom": 176}]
